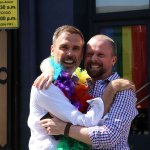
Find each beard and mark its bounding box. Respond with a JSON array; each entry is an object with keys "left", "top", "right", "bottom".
[
  {"left": 86, "top": 64, "right": 105, "bottom": 79},
  {"left": 61, "top": 56, "right": 81, "bottom": 74}
]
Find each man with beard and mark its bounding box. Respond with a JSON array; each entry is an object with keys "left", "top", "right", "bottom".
[
  {"left": 40, "top": 34, "right": 138, "bottom": 149},
  {"left": 28, "top": 25, "right": 91, "bottom": 150}
]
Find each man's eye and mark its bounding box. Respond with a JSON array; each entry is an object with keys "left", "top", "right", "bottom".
[
  {"left": 61, "top": 46, "right": 68, "bottom": 50},
  {"left": 86, "top": 53, "right": 93, "bottom": 57},
  {"left": 98, "top": 54, "right": 104, "bottom": 57},
  {"left": 73, "top": 47, "right": 80, "bottom": 51}
]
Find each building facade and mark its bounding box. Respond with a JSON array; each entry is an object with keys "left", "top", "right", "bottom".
[{"left": 0, "top": 0, "right": 149, "bottom": 149}]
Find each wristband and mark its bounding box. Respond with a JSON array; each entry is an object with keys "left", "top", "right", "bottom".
[{"left": 64, "top": 123, "right": 71, "bottom": 136}]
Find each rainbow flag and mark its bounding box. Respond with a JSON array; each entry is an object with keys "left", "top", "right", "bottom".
[{"left": 99, "top": 25, "right": 147, "bottom": 107}]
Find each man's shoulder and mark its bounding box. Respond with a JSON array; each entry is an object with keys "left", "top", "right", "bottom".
[
  {"left": 107, "top": 72, "right": 120, "bottom": 81},
  {"left": 116, "top": 88, "right": 136, "bottom": 100}
]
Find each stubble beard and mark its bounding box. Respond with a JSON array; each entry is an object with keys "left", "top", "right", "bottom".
[
  {"left": 86, "top": 65, "right": 105, "bottom": 79},
  {"left": 61, "top": 56, "right": 77, "bottom": 74}
]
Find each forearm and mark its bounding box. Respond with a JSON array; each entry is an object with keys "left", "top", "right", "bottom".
[
  {"left": 102, "top": 85, "right": 116, "bottom": 115},
  {"left": 102, "top": 78, "right": 136, "bottom": 115},
  {"left": 68, "top": 125, "right": 91, "bottom": 145},
  {"left": 40, "top": 117, "right": 92, "bottom": 145}
]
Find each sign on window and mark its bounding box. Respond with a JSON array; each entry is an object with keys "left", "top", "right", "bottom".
[{"left": 0, "top": 0, "right": 19, "bottom": 29}]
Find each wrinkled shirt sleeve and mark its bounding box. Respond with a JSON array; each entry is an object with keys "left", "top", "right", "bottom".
[{"left": 31, "top": 84, "right": 104, "bottom": 127}]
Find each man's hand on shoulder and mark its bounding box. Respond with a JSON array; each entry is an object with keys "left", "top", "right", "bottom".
[
  {"left": 102, "top": 78, "right": 135, "bottom": 115},
  {"left": 33, "top": 58, "right": 54, "bottom": 90},
  {"left": 109, "top": 78, "right": 135, "bottom": 94},
  {"left": 33, "top": 69, "right": 53, "bottom": 90}
]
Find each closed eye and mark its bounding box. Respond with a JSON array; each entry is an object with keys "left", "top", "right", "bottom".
[
  {"left": 98, "top": 54, "right": 105, "bottom": 57},
  {"left": 60, "top": 44, "right": 68, "bottom": 51},
  {"left": 73, "top": 46, "right": 81, "bottom": 51},
  {"left": 86, "top": 52, "right": 93, "bottom": 57}
]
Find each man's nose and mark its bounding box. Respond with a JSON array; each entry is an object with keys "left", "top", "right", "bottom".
[
  {"left": 91, "top": 55, "right": 97, "bottom": 62},
  {"left": 66, "top": 49, "right": 73, "bottom": 56}
]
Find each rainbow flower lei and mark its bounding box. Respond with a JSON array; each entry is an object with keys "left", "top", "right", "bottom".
[{"left": 49, "top": 56, "right": 92, "bottom": 149}]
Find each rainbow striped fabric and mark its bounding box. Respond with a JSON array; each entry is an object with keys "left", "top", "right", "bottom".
[{"left": 100, "top": 25, "right": 147, "bottom": 107}]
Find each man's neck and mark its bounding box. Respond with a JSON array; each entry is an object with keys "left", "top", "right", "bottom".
[{"left": 92, "top": 71, "right": 113, "bottom": 83}]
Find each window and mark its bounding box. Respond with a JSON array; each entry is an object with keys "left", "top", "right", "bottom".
[{"left": 96, "top": 0, "right": 149, "bottom": 13}]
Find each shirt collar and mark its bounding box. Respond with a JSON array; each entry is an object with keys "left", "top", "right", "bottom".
[
  {"left": 87, "top": 72, "right": 120, "bottom": 90},
  {"left": 105, "top": 72, "right": 120, "bottom": 82}
]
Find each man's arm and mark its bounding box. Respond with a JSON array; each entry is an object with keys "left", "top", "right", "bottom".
[
  {"left": 33, "top": 58, "right": 53, "bottom": 89},
  {"left": 40, "top": 79, "right": 135, "bottom": 144},
  {"left": 41, "top": 89, "right": 138, "bottom": 149},
  {"left": 69, "top": 125, "right": 91, "bottom": 145},
  {"left": 40, "top": 117, "right": 91, "bottom": 145},
  {"left": 102, "top": 78, "right": 135, "bottom": 115},
  {"left": 33, "top": 84, "right": 104, "bottom": 127}
]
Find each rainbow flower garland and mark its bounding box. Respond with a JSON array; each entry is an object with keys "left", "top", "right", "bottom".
[{"left": 49, "top": 56, "right": 91, "bottom": 149}]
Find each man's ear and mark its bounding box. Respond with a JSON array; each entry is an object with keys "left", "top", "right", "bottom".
[
  {"left": 112, "top": 56, "right": 117, "bottom": 66},
  {"left": 81, "top": 52, "right": 83, "bottom": 60},
  {"left": 50, "top": 45, "right": 54, "bottom": 56}
]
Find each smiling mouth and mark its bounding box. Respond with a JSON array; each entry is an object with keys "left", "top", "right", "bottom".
[
  {"left": 90, "top": 65, "right": 99, "bottom": 69},
  {"left": 64, "top": 60, "right": 74, "bottom": 64},
  {"left": 63, "top": 59, "right": 75, "bottom": 65}
]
